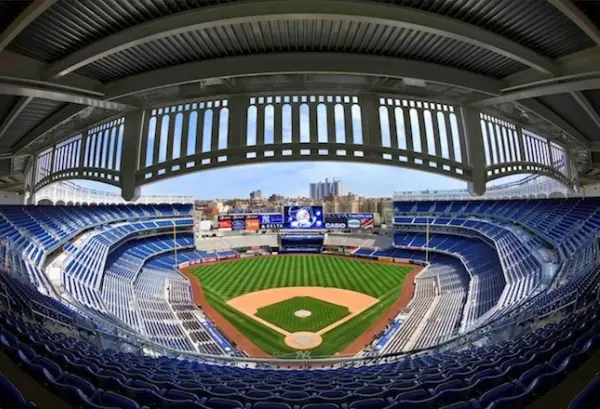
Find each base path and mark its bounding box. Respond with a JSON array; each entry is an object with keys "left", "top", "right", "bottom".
[
  {"left": 179, "top": 267, "right": 272, "bottom": 358},
  {"left": 227, "top": 287, "right": 378, "bottom": 340},
  {"left": 228, "top": 287, "right": 378, "bottom": 316},
  {"left": 338, "top": 264, "right": 422, "bottom": 355},
  {"left": 179, "top": 254, "right": 422, "bottom": 358}
]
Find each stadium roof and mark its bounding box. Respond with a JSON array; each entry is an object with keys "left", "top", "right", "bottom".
[{"left": 1, "top": 0, "right": 600, "bottom": 192}]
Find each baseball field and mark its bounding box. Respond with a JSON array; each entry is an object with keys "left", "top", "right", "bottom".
[{"left": 184, "top": 255, "right": 416, "bottom": 357}]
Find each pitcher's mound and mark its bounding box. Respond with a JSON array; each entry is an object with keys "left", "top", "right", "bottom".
[
  {"left": 294, "top": 310, "right": 312, "bottom": 318},
  {"left": 284, "top": 332, "right": 322, "bottom": 349}
]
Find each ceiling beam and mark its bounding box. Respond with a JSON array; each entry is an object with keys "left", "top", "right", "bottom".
[
  {"left": 12, "top": 104, "right": 89, "bottom": 153},
  {"left": 502, "top": 70, "right": 600, "bottom": 93},
  {"left": 0, "top": 0, "right": 56, "bottom": 53},
  {"left": 102, "top": 52, "right": 588, "bottom": 147},
  {"left": 104, "top": 53, "right": 504, "bottom": 100},
  {"left": 472, "top": 77, "right": 600, "bottom": 105},
  {"left": 545, "top": 1, "right": 600, "bottom": 139},
  {"left": 0, "top": 96, "right": 33, "bottom": 143},
  {"left": 0, "top": 77, "right": 135, "bottom": 110},
  {"left": 0, "top": 180, "right": 25, "bottom": 190},
  {"left": 518, "top": 99, "right": 590, "bottom": 147},
  {"left": 547, "top": 0, "right": 600, "bottom": 46},
  {"left": 570, "top": 91, "right": 600, "bottom": 131},
  {"left": 46, "top": 0, "right": 557, "bottom": 79},
  {"left": 0, "top": 50, "right": 103, "bottom": 93}
]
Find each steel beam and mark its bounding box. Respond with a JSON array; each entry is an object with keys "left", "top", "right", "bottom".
[
  {"left": 570, "top": 91, "right": 600, "bottom": 131},
  {"left": 0, "top": 0, "right": 56, "bottom": 53},
  {"left": 545, "top": 1, "right": 600, "bottom": 135},
  {"left": 0, "top": 97, "right": 33, "bottom": 144},
  {"left": 472, "top": 77, "right": 600, "bottom": 106},
  {"left": 12, "top": 104, "right": 87, "bottom": 153},
  {"left": 518, "top": 99, "right": 589, "bottom": 147},
  {"left": 103, "top": 52, "right": 590, "bottom": 148},
  {"left": 47, "top": 0, "right": 556, "bottom": 79},
  {"left": 0, "top": 77, "right": 134, "bottom": 110},
  {"left": 105, "top": 53, "right": 504, "bottom": 99},
  {"left": 0, "top": 50, "right": 103, "bottom": 92},
  {"left": 548, "top": 0, "right": 600, "bottom": 46}
]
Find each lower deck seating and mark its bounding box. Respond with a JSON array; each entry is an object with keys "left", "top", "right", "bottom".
[
  {"left": 380, "top": 252, "right": 469, "bottom": 353},
  {"left": 391, "top": 233, "right": 506, "bottom": 328},
  {"left": 1, "top": 299, "right": 599, "bottom": 409}
]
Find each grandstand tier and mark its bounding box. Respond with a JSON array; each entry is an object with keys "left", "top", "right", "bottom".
[{"left": 0, "top": 199, "right": 598, "bottom": 409}]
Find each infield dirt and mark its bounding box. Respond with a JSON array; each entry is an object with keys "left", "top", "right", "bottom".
[{"left": 179, "top": 254, "right": 421, "bottom": 358}]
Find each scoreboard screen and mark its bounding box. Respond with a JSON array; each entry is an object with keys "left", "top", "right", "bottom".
[{"left": 284, "top": 206, "right": 324, "bottom": 229}]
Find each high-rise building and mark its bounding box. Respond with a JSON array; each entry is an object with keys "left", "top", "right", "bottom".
[
  {"left": 332, "top": 179, "right": 345, "bottom": 197},
  {"left": 309, "top": 178, "right": 344, "bottom": 200},
  {"left": 249, "top": 190, "right": 263, "bottom": 200},
  {"left": 309, "top": 183, "right": 318, "bottom": 201}
]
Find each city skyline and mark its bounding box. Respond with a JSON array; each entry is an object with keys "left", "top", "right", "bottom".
[
  {"left": 75, "top": 162, "right": 528, "bottom": 200},
  {"left": 309, "top": 177, "right": 346, "bottom": 201}
]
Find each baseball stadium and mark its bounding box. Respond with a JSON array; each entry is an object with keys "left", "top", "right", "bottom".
[{"left": 1, "top": 1, "right": 600, "bottom": 409}]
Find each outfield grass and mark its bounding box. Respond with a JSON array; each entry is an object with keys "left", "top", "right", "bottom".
[
  {"left": 191, "top": 255, "right": 412, "bottom": 357},
  {"left": 255, "top": 296, "right": 350, "bottom": 333}
]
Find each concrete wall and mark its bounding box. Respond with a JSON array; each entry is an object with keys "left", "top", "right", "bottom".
[
  {"left": 0, "top": 190, "right": 24, "bottom": 205},
  {"left": 582, "top": 183, "right": 600, "bottom": 197}
]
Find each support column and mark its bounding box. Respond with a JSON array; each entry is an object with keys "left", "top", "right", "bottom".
[
  {"left": 360, "top": 95, "right": 380, "bottom": 159},
  {"left": 227, "top": 95, "right": 248, "bottom": 164},
  {"left": 461, "top": 106, "right": 486, "bottom": 196},
  {"left": 27, "top": 156, "right": 35, "bottom": 205},
  {"left": 120, "top": 109, "right": 145, "bottom": 202}
]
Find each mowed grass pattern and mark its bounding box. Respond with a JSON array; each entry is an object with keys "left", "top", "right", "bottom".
[
  {"left": 194, "top": 256, "right": 410, "bottom": 299},
  {"left": 255, "top": 296, "right": 350, "bottom": 333},
  {"left": 191, "top": 256, "right": 413, "bottom": 357}
]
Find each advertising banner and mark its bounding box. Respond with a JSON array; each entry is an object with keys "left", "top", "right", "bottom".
[
  {"left": 283, "top": 206, "right": 324, "bottom": 229},
  {"left": 217, "top": 215, "right": 232, "bottom": 230},
  {"left": 259, "top": 214, "right": 284, "bottom": 229},
  {"left": 324, "top": 213, "right": 374, "bottom": 229},
  {"left": 324, "top": 214, "right": 349, "bottom": 229},
  {"left": 231, "top": 215, "right": 246, "bottom": 231},
  {"left": 245, "top": 216, "right": 259, "bottom": 231}
]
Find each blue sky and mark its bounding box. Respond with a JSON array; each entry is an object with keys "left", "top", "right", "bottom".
[{"left": 74, "top": 163, "right": 524, "bottom": 199}]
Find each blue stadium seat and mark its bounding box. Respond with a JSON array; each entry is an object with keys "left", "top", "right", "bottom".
[
  {"left": 568, "top": 374, "right": 600, "bottom": 409},
  {"left": 349, "top": 398, "right": 387, "bottom": 409},
  {"left": 0, "top": 373, "right": 35, "bottom": 409}
]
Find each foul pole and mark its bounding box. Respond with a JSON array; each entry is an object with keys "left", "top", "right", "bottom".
[
  {"left": 425, "top": 214, "right": 430, "bottom": 263},
  {"left": 173, "top": 225, "right": 178, "bottom": 266}
]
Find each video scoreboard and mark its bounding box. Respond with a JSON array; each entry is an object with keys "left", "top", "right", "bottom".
[
  {"left": 217, "top": 210, "right": 373, "bottom": 231},
  {"left": 283, "top": 206, "right": 324, "bottom": 229}
]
